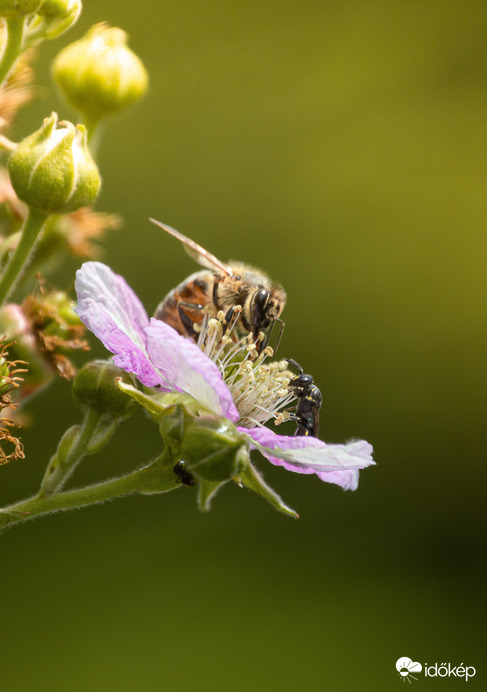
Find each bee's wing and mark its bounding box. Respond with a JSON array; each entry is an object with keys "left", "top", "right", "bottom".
[{"left": 150, "top": 218, "right": 231, "bottom": 275}]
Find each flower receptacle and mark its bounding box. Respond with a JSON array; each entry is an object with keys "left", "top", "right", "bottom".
[{"left": 181, "top": 417, "right": 249, "bottom": 483}]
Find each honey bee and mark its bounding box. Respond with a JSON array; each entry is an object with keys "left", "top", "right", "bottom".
[{"left": 150, "top": 219, "right": 286, "bottom": 351}]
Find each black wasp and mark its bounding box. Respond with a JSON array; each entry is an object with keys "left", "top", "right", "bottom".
[{"left": 285, "top": 358, "right": 322, "bottom": 437}]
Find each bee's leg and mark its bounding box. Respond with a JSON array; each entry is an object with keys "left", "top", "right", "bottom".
[
  {"left": 222, "top": 305, "right": 243, "bottom": 339},
  {"left": 224, "top": 306, "right": 235, "bottom": 327},
  {"left": 178, "top": 301, "right": 204, "bottom": 338},
  {"left": 257, "top": 321, "right": 273, "bottom": 352}
]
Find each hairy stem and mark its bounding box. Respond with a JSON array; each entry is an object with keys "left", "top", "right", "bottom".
[
  {"left": 0, "top": 457, "right": 180, "bottom": 533},
  {"left": 0, "top": 206, "right": 48, "bottom": 306},
  {"left": 0, "top": 17, "right": 25, "bottom": 87},
  {"left": 39, "top": 408, "right": 111, "bottom": 498}
]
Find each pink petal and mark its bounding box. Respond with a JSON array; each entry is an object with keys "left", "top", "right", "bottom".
[
  {"left": 239, "top": 426, "right": 374, "bottom": 490},
  {"left": 75, "top": 262, "right": 166, "bottom": 387},
  {"left": 145, "top": 319, "right": 239, "bottom": 421}
]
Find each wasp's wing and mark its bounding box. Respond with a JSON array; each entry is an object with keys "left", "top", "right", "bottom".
[{"left": 150, "top": 218, "right": 231, "bottom": 275}]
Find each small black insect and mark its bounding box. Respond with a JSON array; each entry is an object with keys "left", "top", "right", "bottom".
[
  {"left": 285, "top": 358, "right": 322, "bottom": 438},
  {"left": 173, "top": 461, "right": 196, "bottom": 487}
]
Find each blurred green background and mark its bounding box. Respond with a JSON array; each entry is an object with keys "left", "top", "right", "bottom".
[{"left": 2, "top": 1, "right": 486, "bottom": 690}]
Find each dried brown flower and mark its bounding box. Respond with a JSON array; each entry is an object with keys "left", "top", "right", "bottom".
[{"left": 0, "top": 339, "right": 27, "bottom": 465}]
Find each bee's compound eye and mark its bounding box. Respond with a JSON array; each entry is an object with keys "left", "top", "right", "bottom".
[
  {"left": 253, "top": 288, "right": 268, "bottom": 312},
  {"left": 251, "top": 288, "right": 270, "bottom": 331}
]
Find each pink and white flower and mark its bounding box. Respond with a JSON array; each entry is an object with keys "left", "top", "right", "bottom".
[{"left": 75, "top": 261, "right": 374, "bottom": 491}]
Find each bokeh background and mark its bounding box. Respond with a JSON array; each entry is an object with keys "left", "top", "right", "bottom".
[{"left": 2, "top": 1, "right": 486, "bottom": 690}]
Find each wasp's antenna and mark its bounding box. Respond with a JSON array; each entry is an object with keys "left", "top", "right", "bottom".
[{"left": 284, "top": 357, "right": 303, "bottom": 375}]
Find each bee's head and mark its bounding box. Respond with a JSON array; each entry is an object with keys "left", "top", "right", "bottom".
[{"left": 250, "top": 286, "right": 286, "bottom": 330}]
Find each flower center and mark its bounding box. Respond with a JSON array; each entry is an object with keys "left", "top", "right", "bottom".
[{"left": 195, "top": 308, "right": 296, "bottom": 428}]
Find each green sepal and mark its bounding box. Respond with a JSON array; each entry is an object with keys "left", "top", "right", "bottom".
[
  {"left": 54, "top": 423, "right": 79, "bottom": 465},
  {"left": 158, "top": 404, "right": 192, "bottom": 456},
  {"left": 239, "top": 462, "right": 299, "bottom": 519},
  {"left": 197, "top": 479, "right": 228, "bottom": 512},
  {"left": 39, "top": 423, "right": 78, "bottom": 496},
  {"left": 116, "top": 381, "right": 201, "bottom": 420},
  {"left": 116, "top": 380, "right": 167, "bottom": 417},
  {"left": 135, "top": 452, "right": 180, "bottom": 495},
  {"left": 85, "top": 417, "right": 118, "bottom": 454}
]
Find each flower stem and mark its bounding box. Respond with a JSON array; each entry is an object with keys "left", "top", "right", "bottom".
[
  {"left": 39, "top": 408, "right": 115, "bottom": 498},
  {"left": 84, "top": 114, "right": 104, "bottom": 158},
  {"left": 0, "top": 17, "right": 26, "bottom": 87},
  {"left": 0, "top": 206, "right": 48, "bottom": 306},
  {"left": 0, "top": 456, "right": 180, "bottom": 533}
]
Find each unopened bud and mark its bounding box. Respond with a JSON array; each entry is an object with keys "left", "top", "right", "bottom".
[
  {"left": 52, "top": 23, "right": 148, "bottom": 122},
  {"left": 0, "top": 0, "right": 44, "bottom": 17},
  {"left": 8, "top": 112, "right": 101, "bottom": 213},
  {"left": 36, "top": 0, "right": 81, "bottom": 39},
  {"left": 72, "top": 360, "right": 137, "bottom": 421}
]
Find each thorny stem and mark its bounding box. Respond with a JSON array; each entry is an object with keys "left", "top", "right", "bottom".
[
  {"left": 0, "top": 17, "right": 26, "bottom": 87},
  {"left": 0, "top": 206, "right": 48, "bottom": 306}
]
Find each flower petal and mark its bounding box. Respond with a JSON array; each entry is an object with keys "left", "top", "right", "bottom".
[
  {"left": 145, "top": 318, "right": 239, "bottom": 421},
  {"left": 75, "top": 262, "right": 163, "bottom": 386},
  {"left": 240, "top": 426, "right": 374, "bottom": 490}
]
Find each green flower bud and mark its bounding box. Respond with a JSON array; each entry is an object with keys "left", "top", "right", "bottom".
[
  {"left": 72, "top": 360, "right": 137, "bottom": 421},
  {"left": 38, "top": 0, "right": 77, "bottom": 18},
  {"left": 180, "top": 417, "right": 248, "bottom": 483},
  {"left": 0, "top": 0, "right": 44, "bottom": 17},
  {"left": 52, "top": 23, "right": 149, "bottom": 122},
  {"left": 35, "top": 0, "right": 81, "bottom": 39},
  {"left": 8, "top": 112, "right": 101, "bottom": 213}
]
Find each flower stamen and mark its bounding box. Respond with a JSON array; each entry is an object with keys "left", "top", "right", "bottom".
[{"left": 196, "top": 316, "right": 296, "bottom": 428}]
